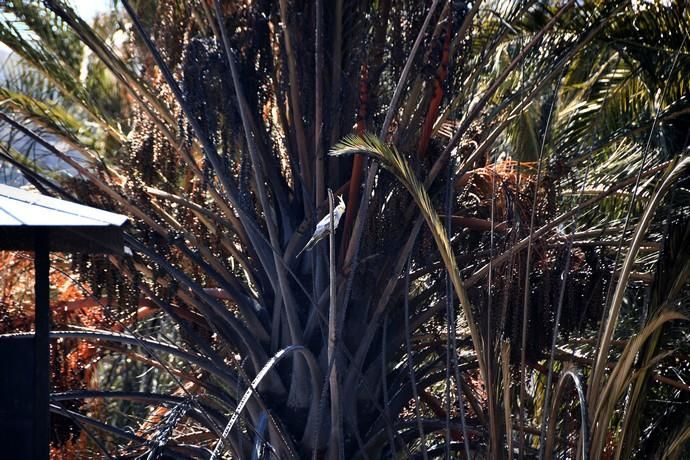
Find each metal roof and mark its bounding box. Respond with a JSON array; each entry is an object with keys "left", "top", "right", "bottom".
[{"left": 0, "top": 184, "right": 128, "bottom": 254}]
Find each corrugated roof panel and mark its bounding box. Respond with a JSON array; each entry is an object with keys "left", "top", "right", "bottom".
[
  {"left": 0, "top": 207, "right": 22, "bottom": 226},
  {"left": 0, "top": 184, "right": 127, "bottom": 227},
  {"left": 0, "top": 185, "right": 128, "bottom": 254}
]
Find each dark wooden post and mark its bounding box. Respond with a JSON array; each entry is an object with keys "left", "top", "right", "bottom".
[{"left": 34, "top": 233, "right": 50, "bottom": 460}]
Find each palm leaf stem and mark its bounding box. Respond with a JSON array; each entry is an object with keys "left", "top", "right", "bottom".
[
  {"left": 588, "top": 157, "right": 690, "bottom": 416},
  {"left": 537, "top": 238, "right": 574, "bottom": 459},
  {"left": 125, "top": 235, "right": 271, "bottom": 373},
  {"left": 50, "top": 403, "right": 212, "bottom": 459},
  {"left": 314, "top": 0, "right": 325, "bottom": 208},
  {"left": 51, "top": 390, "right": 224, "bottom": 423},
  {"left": 211, "top": 345, "right": 323, "bottom": 459},
  {"left": 519, "top": 65, "right": 562, "bottom": 459},
  {"left": 404, "top": 255, "right": 429, "bottom": 460},
  {"left": 331, "top": 134, "right": 488, "bottom": 402},
  {"left": 0, "top": 111, "right": 167, "bottom": 234},
  {"left": 327, "top": 189, "right": 344, "bottom": 460},
  {"left": 591, "top": 310, "right": 687, "bottom": 459},
  {"left": 210, "top": 0, "right": 304, "bottom": 351},
  {"left": 118, "top": 0, "right": 275, "bottom": 281},
  {"left": 51, "top": 402, "right": 115, "bottom": 459},
  {"left": 277, "top": 0, "right": 311, "bottom": 196},
  {"left": 543, "top": 368, "right": 589, "bottom": 460},
  {"left": 1, "top": 330, "right": 231, "bottom": 385},
  {"left": 42, "top": 0, "right": 176, "bottom": 128},
  {"left": 144, "top": 186, "right": 257, "bottom": 285}
]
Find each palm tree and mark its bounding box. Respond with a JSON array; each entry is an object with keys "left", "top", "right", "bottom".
[{"left": 0, "top": 0, "right": 688, "bottom": 458}]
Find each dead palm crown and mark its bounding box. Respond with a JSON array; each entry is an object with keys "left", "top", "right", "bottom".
[{"left": 0, "top": 0, "right": 689, "bottom": 458}]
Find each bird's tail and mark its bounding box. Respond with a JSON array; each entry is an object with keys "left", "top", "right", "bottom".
[
  {"left": 296, "top": 238, "right": 315, "bottom": 258},
  {"left": 296, "top": 246, "right": 307, "bottom": 258}
]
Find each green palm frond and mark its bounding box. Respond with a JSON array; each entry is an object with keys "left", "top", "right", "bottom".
[
  {"left": 590, "top": 308, "right": 688, "bottom": 458},
  {"left": 3, "top": 0, "right": 83, "bottom": 70},
  {"left": 589, "top": 156, "right": 690, "bottom": 411},
  {"left": 0, "top": 16, "right": 123, "bottom": 142},
  {"left": 0, "top": 87, "right": 85, "bottom": 143},
  {"left": 616, "top": 215, "right": 690, "bottom": 460},
  {"left": 330, "top": 132, "right": 487, "bottom": 382}
]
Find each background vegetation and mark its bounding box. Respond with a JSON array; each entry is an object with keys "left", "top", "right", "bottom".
[{"left": 0, "top": 0, "right": 689, "bottom": 458}]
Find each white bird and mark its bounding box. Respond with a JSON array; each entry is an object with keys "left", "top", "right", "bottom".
[{"left": 297, "top": 195, "right": 346, "bottom": 257}]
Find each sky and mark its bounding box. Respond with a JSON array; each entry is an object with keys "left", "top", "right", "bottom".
[{"left": 69, "top": 0, "right": 114, "bottom": 22}]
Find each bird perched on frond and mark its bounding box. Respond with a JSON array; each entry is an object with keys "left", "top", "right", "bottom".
[{"left": 297, "top": 195, "right": 346, "bottom": 257}]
